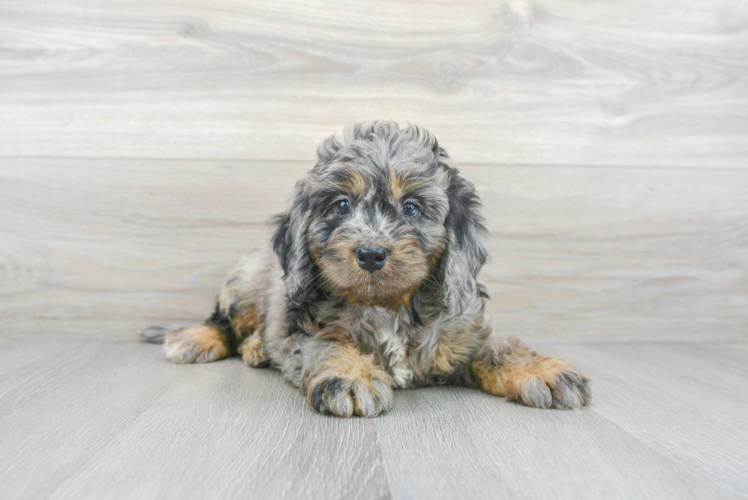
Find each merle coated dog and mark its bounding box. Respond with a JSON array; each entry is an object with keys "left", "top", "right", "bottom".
[{"left": 144, "top": 121, "right": 591, "bottom": 417}]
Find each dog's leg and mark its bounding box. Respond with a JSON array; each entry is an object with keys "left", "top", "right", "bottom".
[
  {"left": 227, "top": 301, "right": 270, "bottom": 368},
  {"left": 144, "top": 282, "right": 268, "bottom": 365},
  {"left": 237, "top": 332, "right": 268, "bottom": 367},
  {"left": 283, "top": 337, "right": 393, "bottom": 418},
  {"left": 151, "top": 305, "right": 247, "bottom": 364},
  {"left": 472, "top": 335, "right": 591, "bottom": 409}
]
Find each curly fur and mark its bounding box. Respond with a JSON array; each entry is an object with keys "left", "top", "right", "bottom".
[{"left": 145, "top": 121, "right": 591, "bottom": 417}]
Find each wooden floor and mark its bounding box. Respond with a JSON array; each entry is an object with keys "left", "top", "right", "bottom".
[
  {"left": 2, "top": 0, "right": 747, "bottom": 498},
  {"left": 0, "top": 336, "right": 746, "bottom": 499}
]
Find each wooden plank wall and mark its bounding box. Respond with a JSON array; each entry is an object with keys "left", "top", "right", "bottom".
[{"left": 1, "top": 0, "right": 746, "bottom": 342}]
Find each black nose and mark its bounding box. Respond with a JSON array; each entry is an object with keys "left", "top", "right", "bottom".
[{"left": 356, "top": 247, "right": 389, "bottom": 272}]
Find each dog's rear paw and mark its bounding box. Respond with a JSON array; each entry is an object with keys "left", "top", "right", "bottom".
[
  {"left": 164, "top": 325, "right": 230, "bottom": 364},
  {"left": 307, "top": 376, "right": 393, "bottom": 418}
]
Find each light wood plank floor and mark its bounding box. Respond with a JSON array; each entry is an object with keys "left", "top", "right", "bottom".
[{"left": 0, "top": 336, "right": 746, "bottom": 499}]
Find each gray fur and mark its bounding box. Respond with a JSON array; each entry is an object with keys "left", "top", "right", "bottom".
[{"left": 521, "top": 377, "right": 553, "bottom": 409}]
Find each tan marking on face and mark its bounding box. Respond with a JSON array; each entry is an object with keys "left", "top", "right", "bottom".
[
  {"left": 381, "top": 235, "right": 430, "bottom": 300},
  {"left": 333, "top": 170, "right": 367, "bottom": 197},
  {"left": 308, "top": 240, "right": 322, "bottom": 263},
  {"left": 319, "top": 233, "right": 429, "bottom": 308},
  {"left": 316, "top": 237, "right": 363, "bottom": 290},
  {"left": 389, "top": 169, "right": 412, "bottom": 200},
  {"left": 428, "top": 234, "right": 447, "bottom": 267}
]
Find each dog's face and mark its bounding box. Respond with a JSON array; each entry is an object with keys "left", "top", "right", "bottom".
[
  {"left": 306, "top": 160, "right": 450, "bottom": 306},
  {"left": 273, "top": 122, "right": 487, "bottom": 314}
]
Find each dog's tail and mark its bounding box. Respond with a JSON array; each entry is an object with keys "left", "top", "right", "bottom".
[
  {"left": 140, "top": 324, "right": 197, "bottom": 344},
  {"left": 140, "top": 322, "right": 210, "bottom": 344},
  {"left": 140, "top": 326, "right": 169, "bottom": 344}
]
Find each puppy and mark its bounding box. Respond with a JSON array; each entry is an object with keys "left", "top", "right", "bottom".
[{"left": 144, "top": 121, "right": 591, "bottom": 417}]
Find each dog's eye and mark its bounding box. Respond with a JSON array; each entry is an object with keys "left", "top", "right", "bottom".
[
  {"left": 334, "top": 199, "right": 351, "bottom": 215},
  {"left": 403, "top": 202, "right": 419, "bottom": 217}
]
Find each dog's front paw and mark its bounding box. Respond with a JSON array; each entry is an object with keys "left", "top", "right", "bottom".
[
  {"left": 307, "top": 376, "right": 393, "bottom": 418},
  {"left": 517, "top": 359, "right": 591, "bottom": 410},
  {"left": 304, "top": 343, "right": 393, "bottom": 417},
  {"left": 473, "top": 337, "right": 591, "bottom": 410}
]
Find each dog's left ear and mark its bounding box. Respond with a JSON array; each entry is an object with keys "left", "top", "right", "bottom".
[
  {"left": 271, "top": 176, "right": 315, "bottom": 304},
  {"left": 438, "top": 168, "right": 489, "bottom": 316}
]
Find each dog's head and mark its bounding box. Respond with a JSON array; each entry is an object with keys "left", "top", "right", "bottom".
[{"left": 272, "top": 121, "right": 487, "bottom": 315}]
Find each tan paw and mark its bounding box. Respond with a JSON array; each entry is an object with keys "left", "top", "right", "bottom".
[
  {"left": 164, "top": 325, "right": 229, "bottom": 364},
  {"left": 305, "top": 344, "right": 393, "bottom": 417},
  {"left": 238, "top": 335, "right": 269, "bottom": 368},
  {"left": 474, "top": 348, "right": 591, "bottom": 410}
]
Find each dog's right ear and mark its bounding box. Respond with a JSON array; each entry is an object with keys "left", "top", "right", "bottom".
[{"left": 271, "top": 176, "right": 314, "bottom": 304}]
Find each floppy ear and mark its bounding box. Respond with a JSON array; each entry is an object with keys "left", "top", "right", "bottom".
[
  {"left": 271, "top": 176, "right": 315, "bottom": 304},
  {"left": 438, "top": 169, "right": 489, "bottom": 316}
]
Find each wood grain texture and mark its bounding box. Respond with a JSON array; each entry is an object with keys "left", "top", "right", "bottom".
[
  {"left": 1, "top": 0, "right": 747, "bottom": 166},
  {"left": 1, "top": 158, "right": 746, "bottom": 342},
  {"left": 0, "top": 337, "right": 746, "bottom": 499},
  {"left": 548, "top": 342, "right": 748, "bottom": 497}
]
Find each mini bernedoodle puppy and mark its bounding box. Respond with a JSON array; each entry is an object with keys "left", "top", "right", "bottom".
[{"left": 144, "top": 121, "right": 591, "bottom": 417}]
